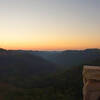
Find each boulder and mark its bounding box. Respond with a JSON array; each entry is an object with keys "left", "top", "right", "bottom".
[{"left": 83, "top": 66, "right": 100, "bottom": 100}]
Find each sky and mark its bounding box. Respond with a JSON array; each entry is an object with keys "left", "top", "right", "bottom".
[{"left": 0, "top": 0, "right": 100, "bottom": 50}]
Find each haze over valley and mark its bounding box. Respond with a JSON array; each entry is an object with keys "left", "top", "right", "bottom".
[{"left": 0, "top": 0, "right": 100, "bottom": 100}]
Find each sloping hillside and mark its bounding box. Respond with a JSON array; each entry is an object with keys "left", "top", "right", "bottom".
[
  {"left": 37, "top": 49, "right": 100, "bottom": 68},
  {"left": 0, "top": 49, "right": 58, "bottom": 77}
]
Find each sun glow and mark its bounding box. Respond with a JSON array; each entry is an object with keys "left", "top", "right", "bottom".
[{"left": 0, "top": 0, "right": 100, "bottom": 50}]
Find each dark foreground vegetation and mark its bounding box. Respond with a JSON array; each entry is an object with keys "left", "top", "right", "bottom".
[{"left": 0, "top": 48, "right": 100, "bottom": 100}]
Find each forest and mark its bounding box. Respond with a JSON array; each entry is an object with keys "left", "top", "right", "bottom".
[{"left": 0, "top": 48, "right": 100, "bottom": 100}]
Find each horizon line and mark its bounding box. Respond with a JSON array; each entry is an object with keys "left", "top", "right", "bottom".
[{"left": 0, "top": 48, "right": 100, "bottom": 52}]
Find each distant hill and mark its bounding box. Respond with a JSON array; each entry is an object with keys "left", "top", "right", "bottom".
[
  {"left": 5, "top": 48, "right": 100, "bottom": 68},
  {"left": 1, "top": 48, "right": 100, "bottom": 69},
  {"left": 34, "top": 49, "right": 100, "bottom": 68},
  {"left": 0, "top": 49, "right": 58, "bottom": 77}
]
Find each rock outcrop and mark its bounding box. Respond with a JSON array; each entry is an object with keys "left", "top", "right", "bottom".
[{"left": 83, "top": 66, "right": 100, "bottom": 100}]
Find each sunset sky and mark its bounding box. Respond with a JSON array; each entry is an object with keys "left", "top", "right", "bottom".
[{"left": 0, "top": 0, "right": 100, "bottom": 50}]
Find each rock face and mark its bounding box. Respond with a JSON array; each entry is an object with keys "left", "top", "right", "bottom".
[{"left": 83, "top": 66, "right": 100, "bottom": 100}]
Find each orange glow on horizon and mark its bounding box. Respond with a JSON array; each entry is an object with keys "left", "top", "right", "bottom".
[
  {"left": 1, "top": 44, "right": 100, "bottom": 51},
  {"left": 0, "top": 1, "right": 100, "bottom": 51}
]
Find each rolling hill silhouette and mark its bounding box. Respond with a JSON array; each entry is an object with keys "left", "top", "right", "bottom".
[
  {"left": 34, "top": 49, "right": 100, "bottom": 68},
  {"left": 0, "top": 48, "right": 100, "bottom": 100},
  {"left": 0, "top": 49, "right": 57, "bottom": 77}
]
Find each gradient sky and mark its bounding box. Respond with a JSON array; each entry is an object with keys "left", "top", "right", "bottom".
[{"left": 0, "top": 0, "right": 100, "bottom": 50}]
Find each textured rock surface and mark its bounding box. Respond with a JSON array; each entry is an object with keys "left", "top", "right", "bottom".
[
  {"left": 83, "top": 66, "right": 100, "bottom": 100},
  {"left": 83, "top": 66, "right": 100, "bottom": 81}
]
